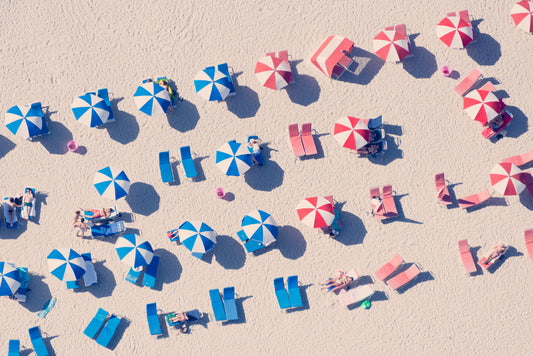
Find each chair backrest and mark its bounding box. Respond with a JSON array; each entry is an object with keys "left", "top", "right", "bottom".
[
  {"left": 301, "top": 123, "right": 312, "bottom": 136},
  {"left": 180, "top": 146, "right": 192, "bottom": 160},
  {"left": 459, "top": 10, "right": 471, "bottom": 25},
  {"left": 28, "top": 326, "right": 48, "bottom": 356},
  {"left": 146, "top": 303, "right": 162, "bottom": 336},
  {"left": 96, "top": 315, "right": 121, "bottom": 347},
  {"left": 395, "top": 24, "right": 407, "bottom": 38},
  {"left": 435, "top": 173, "right": 445, "bottom": 190},
  {"left": 447, "top": 12, "right": 457, "bottom": 17},
  {"left": 478, "top": 81, "right": 495, "bottom": 92},
  {"left": 159, "top": 151, "right": 170, "bottom": 165},
  {"left": 273, "top": 277, "right": 291, "bottom": 309},
  {"left": 387, "top": 264, "right": 421, "bottom": 290},
  {"left": 288, "top": 124, "right": 299, "bottom": 137},
  {"left": 8, "top": 339, "right": 20, "bottom": 356},
  {"left": 525, "top": 229, "right": 533, "bottom": 262},
  {"left": 142, "top": 255, "right": 159, "bottom": 288},
  {"left": 382, "top": 185, "right": 393, "bottom": 198},
  {"left": 375, "top": 254, "right": 403, "bottom": 281},
  {"left": 367, "top": 115, "right": 383, "bottom": 129}
]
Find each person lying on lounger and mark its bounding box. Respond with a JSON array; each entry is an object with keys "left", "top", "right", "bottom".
[
  {"left": 248, "top": 138, "right": 264, "bottom": 166},
  {"left": 357, "top": 143, "right": 380, "bottom": 155},
  {"left": 169, "top": 311, "right": 199, "bottom": 333},
  {"left": 81, "top": 208, "right": 113, "bottom": 219},
  {"left": 6, "top": 198, "right": 17, "bottom": 227},
  {"left": 22, "top": 188, "right": 34, "bottom": 218},
  {"left": 486, "top": 115, "right": 505, "bottom": 131},
  {"left": 320, "top": 270, "right": 354, "bottom": 290},
  {"left": 483, "top": 242, "right": 508, "bottom": 265}
]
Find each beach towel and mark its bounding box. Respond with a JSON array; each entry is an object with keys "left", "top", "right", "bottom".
[{"left": 37, "top": 297, "right": 57, "bottom": 319}]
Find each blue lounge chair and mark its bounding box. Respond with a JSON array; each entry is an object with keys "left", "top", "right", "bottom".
[
  {"left": 97, "top": 88, "right": 114, "bottom": 121},
  {"left": 30, "top": 102, "right": 50, "bottom": 137},
  {"left": 125, "top": 267, "right": 142, "bottom": 284},
  {"left": 142, "top": 255, "right": 159, "bottom": 288},
  {"left": 274, "top": 277, "right": 291, "bottom": 309},
  {"left": 287, "top": 275, "right": 303, "bottom": 308},
  {"left": 8, "top": 339, "right": 19, "bottom": 356},
  {"left": 368, "top": 115, "right": 383, "bottom": 129},
  {"left": 66, "top": 280, "right": 79, "bottom": 289},
  {"left": 159, "top": 151, "right": 174, "bottom": 183},
  {"left": 180, "top": 146, "right": 198, "bottom": 179},
  {"left": 4, "top": 197, "right": 18, "bottom": 229},
  {"left": 244, "top": 239, "right": 264, "bottom": 253},
  {"left": 217, "top": 63, "right": 236, "bottom": 96},
  {"left": 13, "top": 267, "right": 28, "bottom": 302},
  {"left": 236, "top": 229, "right": 248, "bottom": 242},
  {"left": 96, "top": 314, "right": 121, "bottom": 347},
  {"left": 146, "top": 303, "right": 162, "bottom": 336},
  {"left": 82, "top": 253, "right": 97, "bottom": 287},
  {"left": 84, "top": 308, "right": 109, "bottom": 339},
  {"left": 91, "top": 221, "right": 125, "bottom": 237},
  {"left": 223, "top": 287, "right": 238, "bottom": 321},
  {"left": 209, "top": 289, "right": 227, "bottom": 321},
  {"left": 28, "top": 326, "right": 49, "bottom": 356}
]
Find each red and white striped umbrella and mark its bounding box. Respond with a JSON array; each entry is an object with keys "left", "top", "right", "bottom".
[
  {"left": 333, "top": 116, "right": 370, "bottom": 150},
  {"left": 296, "top": 196, "right": 335, "bottom": 228},
  {"left": 436, "top": 16, "right": 474, "bottom": 48},
  {"left": 254, "top": 56, "right": 292, "bottom": 90},
  {"left": 511, "top": 1, "right": 533, "bottom": 33},
  {"left": 373, "top": 30, "right": 411, "bottom": 62},
  {"left": 463, "top": 89, "right": 501, "bottom": 125},
  {"left": 490, "top": 162, "right": 525, "bottom": 196}
]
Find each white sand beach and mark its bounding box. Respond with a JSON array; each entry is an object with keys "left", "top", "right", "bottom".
[{"left": 0, "top": 0, "right": 532, "bottom": 354}]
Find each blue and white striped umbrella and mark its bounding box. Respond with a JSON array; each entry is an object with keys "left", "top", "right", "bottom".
[
  {"left": 115, "top": 234, "right": 154, "bottom": 269},
  {"left": 215, "top": 141, "right": 252, "bottom": 176},
  {"left": 47, "top": 249, "right": 86, "bottom": 282},
  {"left": 71, "top": 93, "right": 111, "bottom": 127},
  {"left": 0, "top": 262, "right": 21, "bottom": 296},
  {"left": 94, "top": 166, "right": 130, "bottom": 200},
  {"left": 194, "top": 67, "right": 233, "bottom": 101},
  {"left": 241, "top": 210, "right": 278, "bottom": 246},
  {"left": 133, "top": 81, "right": 171, "bottom": 116},
  {"left": 5, "top": 104, "right": 44, "bottom": 139},
  {"left": 179, "top": 221, "right": 217, "bottom": 259}
]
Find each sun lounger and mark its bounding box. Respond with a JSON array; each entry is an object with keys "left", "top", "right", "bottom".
[
  {"left": 91, "top": 221, "right": 125, "bottom": 237},
  {"left": 370, "top": 187, "right": 386, "bottom": 220},
  {"left": 301, "top": 123, "right": 317, "bottom": 155},
  {"left": 158, "top": 151, "right": 174, "bottom": 183},
  {"left": 84, "top": 308, "right": 109, "bottom": 339},
  {"left": 288, "top": 124, "right": 305, "bottom": 157},
  {"left": 458, "top": 239, "right": 477, "bottom": 274},
  {"left": 84, "top": 206, "right": 120, "bottom": 222},
  {"left": 66, "top": 280, "right": 79, "bottom": 289},
  {"left": 209, "top": 289, "right": 227, "bottom": 321},
  {"left": 337, "top": 284, "right": 375, "bottom": 307},
  {"left": 3, "top": 198, "right": 18, "bottom": 229},
  {"left": 217, "top": 63, "right": 236, "bottom": 96},
  {"left": 28, "top": 326, "right": 49, "bottom": 356},
  {"left": 223, "top": 287, "right": 239, "bottom": 321},
  {"left": 501, "top": 151, "right": 533, "bottom": 166},
  {"left": 367, "top": 115, "right": 383, "bottom": 129},
  {"left": 478, "top": 81, "right": 495, "bottom": 92},
  {"left": 13, "top": 267, "right": 28, "bottom": 302},
  {"left": 458, "top": 189, "right": 491, "bottom": 209},
  {"left": 277, "top": 50, "right": 294, "bottom": 83},
  {"left": 382, "top": 185, "right": 398, "bottom": 219},
  {"left": 325, "top": 269, "right": 359, "bottom": 292},
  {"left": 435, "top": 173, "right": 452, "bottom": 206},
  {"left": 386, "top": 264, "right": 421, "bottom": 291},
  {"left": 180, "top": 145, "right": 198, "bottom": 179},
  {"left": 273, "top": 277, "right": 291, "bottom": 309},
  {"left": 20, "top": 187, "right": 36, "bottom": 219},
  {"left": 146, "top": 303, "right": 162, "bottom": 336},
  {"left": 125, "top": 266, "right": 143, "bottom": 284},
  {"left": 244, "top": 239, "right": 264, "bottom": 253},
  {"left": 459, "top": 10, "right": 476, "bottom": 41},
  {"left": 142, "top": 255, "right": 159, "bottom": 288},
  {"left": 374, "top": 254, "right": 404, "bottom": 281},
  {"left": 478, "top": 246, "right": 509, "bottom": 270},
  {"left": 8, "top": 339, "right": 19, "bottom": 356},
  {"left": 287, "top": 275, "right": 303, "bottom": 308},
  {"left": 481, "top": 111, "right": 513, "bottom": 139},
  {"left": 395, "top": 24, "right": 413, "bottom": 57},
  {"left": 96, "top": 314, "right": 121, "bottom": 347},
  {"left": 82, "top": 253, "right": 97, "bottom": 287},
  {"left": 454, "top": 68, "right": 482, "bottom": 96},
  {"left": 525, "top": 229, "right": 533, "bottom": 263}
]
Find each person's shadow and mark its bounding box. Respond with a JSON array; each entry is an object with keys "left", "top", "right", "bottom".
[{"left": 104, "top": 97, "right": 140, "bottom": 145}]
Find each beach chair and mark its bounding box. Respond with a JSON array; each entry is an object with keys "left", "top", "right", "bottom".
[
  {"left": 324, "top": 269, "right": 359, "bottom": 293},
  {"left": 125, "top": 266, "right": 143, "bottom": 285},
  {"left": 209, "top": 289, "right": 227, "bottom": 321},
  {"left": 142, "top": 255, "right": 159, "bottom": 288},
  {"left": 454, "top": 68, "right": 482, "bottom": 96},
  {"left": 265, "top": 52, "right": 275, "bottom": 57},
  {"left": 301, "top": 123, "right": 317, "bottom": 156},
  {"left": 458, "top": 189, "right": 491, "bottom": 209},
  {"left": 478, "top": 246, "right": 509, "bottom": 270},
  {"left": 459, "top": 10, "right": 476, "bottom": 41},
  {"left": 244, "top": 238, "right": 264, "bottom": 253},
  {"left": 96, "top": 314, "right": 121, "bottom": 347},
  {"left": 8, "top": 339, "right": 19, "bottom": 356},
  {"left": 435, "top": 173, "right": 452, "bottom": 206},
  {"left": 382, "top": 185, "right": 398, "bottom": 219},
  {"left": 28, "top": 326, "right": 49, "bottom": 356},
  {"left": 375, "top": 254, "right": 404, "bottom": 281},
  {"left": 180, "top": 146, "right": 198, "bottom": 179},
  {"left": 481, "top": 111, "right": 513, "bottom": 140},
  {"left": 386, "top": 264, "right": 421, "bottom": 291},
  {"left": 217, "top": 63, "right": 236, "bottom": 96},
  {"left": 13, "top": 267, "right": 28, "bottom": 302},
  {"left": 158, "top": 151, "right": 174, "bottom": 183},
  {"left": 395, "top": 24, "right": 413, "bottom": 57},
  {"left": 337, "top": 284, "right": 375, "bottom": 307},
  {"left": 273, "top": 277, "right": 291, "bottom": 310},
  {"left": 83, "top": 206, "right": 120, "bottom": 222},
  {"left": 501, "top": 151, "right": 533, "bottom": 166},
  {"left": 223, "top": 287, "right": 239, "bottom": 321},
  {"left": 90, "top": 221, "right": 125, "bottom": 237},
  {"left": 84, "top": 308, "right": 109, "bottom": 339},
  {"left": 82, "top": 253, "right": 97, "bottom": 287},
  {"left": 66, "top": 279, "right": 79, "bottom": 290},
  {"left": 458, "top": 239, "right": 477, "bottom": 274},
  {"left": 367, "top": 115, "right": 383, "bottom": 129},
  {"left": 278, "top": 50, "right": 294, "bottom": 83},
  {"left": 3, "top": 198, "right": 18, "bottom": 229},
  {"left": 287, "top": 275, "right": 303, "bottom": 308},
  {"left": 288, "top": 124, "right": 305, "bottom": 157},
  {"left": 29, "top": 102, "right": 50, "bottom": 137},
  {"left": 146, "top": 303, "right": 162, "bottom": 336},
  {"left": 20, "top": 187, "right": 36, "bottom": 219},
  {"left": 370, "top": 187, "right": 386, "bottom": 220},
  {"left": 478, "top": 81, "right": 496, "bottom": 92},
  {"left": 525, "top": 229, "right": 533, "bottom": 263},
  {"left": 97, "top": 88, "right": 114, "bottom": 122}
]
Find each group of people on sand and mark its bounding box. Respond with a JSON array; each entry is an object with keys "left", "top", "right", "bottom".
[
  {"left": 73, "top": 208, "right": 114, "bottom": 238},
  {"left": 5, "top": 188, "right": 34, "bottom": 227}
]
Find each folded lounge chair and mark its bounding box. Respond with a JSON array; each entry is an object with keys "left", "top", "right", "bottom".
[
  {"left": 273, "top": 277, "right": 291, "bottom": 310},
  {"left": 84, "top": 308, "right": 109, "bottom": 339},
  {"left": 458, "top": 239, "right": 477, "bottom": 274},
  {"left": 301, "top": 123, "right": 317, "bottom": 156},
  {"left": 8, "top": 339, "right": 19, "bottom": 356},
  {"left": 180, "top": 146, "right": 198, "bottom": 179},
  {"left": 159, "top": 151, "right": 174, "bottom": 183},
  {"left": 28, "top": 326, "right": 49, "bottom": 356},
  {"left": 20, "top": 187, "right": 36, "bottom": 219},
  {"left": 337, "top": 284, "right": 375, "bottom": 307},
  {"left": 501, "top": 151, "right": 533, "bottom": 167},
  {"left": 146, "top": 303, "right": 162, "bottom": 336},
  {"left": 96, "top": 314, "right": 121, "bottom": 347},
  {"left": 142, "top": 255, "right": 159, "bottom": 288},
  {"left": 386, "top": 264, "right": 421, "bottom": 291},
  {"left": 454, "top": 68, "right": 482, "bottom": 96},
  {"left": 435, "top": 173, "right": 452, "bottom": 206},
  {"left": 525, "top": 229, "right": 533, "bottom": 263},
  {"left": 82, "top": 253, "right": 97, "bottom": 287},
  {"left": 90, "top": 221, "right": 125, "bottom": 237},
  {"left": 3, "top": 198, "right": 18, "bottom": 229},
  {"left": 458, "top": 189, "right": 491, "bottom": 209},
  {"left": 374, "top": 254, "right": 404, "bottom": 281},
  {"left": 223, "top": 287, "right": 239, "bottom": 321},
  {"left": 209, "top": 289, "right": 227, "bottom": 321},
  {"left": 287, "top": 275, "right": 303, "bottom": 308},
  {"left": 288, "top": 124, "right": 305, "bottom": 157}
]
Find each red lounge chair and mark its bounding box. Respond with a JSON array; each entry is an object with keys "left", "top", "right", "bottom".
[
  {"left": 395, "top": 24, "right": 413, "bottom": 57},
  {"left": 265, "top": 52, "right": 275, "bottom": 57},
  {"left": 481, "top": 111, "right": 513, "bottom": 139},
  {"left": 435, "top": 173, "right": 452, "bottom": 206},
  {"left": 454, "top": 68, "right": 482, "bottom": 96},
  {"left": 277, "top": 50, "right": 294, "bottom": 83},
  {"left": 288, "top": 124, "right": 305, "bottom": 157},
  {"left": 386, "top": 264, "right": 421, "bottom": 291},
  {"left": 502, "top": 151, "right": 533, "bottom": 166},
  {"left": 382, "top": 185, "right": 398, "bottom": 218},
  {"left": 447, "top": 12, "right": 457, "bottom": 17},
  {"left": 370, "top": 187, "right": 386, "bottom": 220},
  {"left": 458, "top": 239, "right": 477, "bottom": 274},
  {"left": 458, "top": 189, "right": 491, "bottom": 209},
  {"left": 525, "top": 229, "right": 533, "bottom": 262},
  {"left": 374, "top": 254, "right": 404, "bottom": 281},
  {"left": 478, "top": 245, "right": 509, "bottom": 270},
  {"left": 478, "top": 81, "right": 495, "bottom": 92},
  {"left": 459, "top": 10, "right": 476, "bottom": 41},
  {"left": 301, "top": 123, "right": 317, "bottom": 156}
]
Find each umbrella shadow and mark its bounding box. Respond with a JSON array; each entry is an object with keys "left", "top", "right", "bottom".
[
  {"left": 467, "top": 21, "right": 502, "bottom": 66},
  {"left": 504, "top": 106, "right": 528, "bottom": 139},
  {"left": 286, "top": 59, "right": 321, "bottom": 106},
  {"left": 191, "top": 155, "right": 209, "bottom": 182},
  {"left": 107, "top": 317, "right": 131, "bottom": 351},
  {"left": 167, "top": 99, "right": 200, "bottom": 132},
  {"left": 1, "top": 218, "right": 28, "bottom": 239},
  {"left": 402, "top": 39, "right": 438, "bottom": 79},
  {"left": 338, "top": 47, "right": 384, "bottom": 85},
  {"left": 368, "top": 136, "right": 403, "bottom": 166},
  {"left": 213, "top": 235, "right": 246, "bottom": 270},
  {"left": 103, "top": 97, "right": 140, "bottom": 145},
  {"left": 275, "top": 225, "right": 307, "bottom": 260},
  {"left": 244, "top": 148, "right": 284, "bottom": 191},
  {"left": 20, "top": 273, "right": 52, "bottom": 313},
  {"left": 226, "top": 73, "right": 260, "bottom": 119},
  {"left": 153, "top": 248, "right": 182, "bottom": 290},
  {"left": 33, "top": 110, "right": 72, "bottom": 155},
  {"left": 0, "top": 134, "right": 16, "bottom": 159},
  {"left": 125, "top": 182, "right": 160, "bottom": 216},
  {"left": 84, "top": 260, "right": 116, "bottom": 298},
  {"left": 519, "top": 190, "right": 533, "bottom": 210}
]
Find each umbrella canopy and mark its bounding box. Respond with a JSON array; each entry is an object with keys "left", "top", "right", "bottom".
[
  {"left": 254, "top": 56, "right": 292, "bottom": 90},
  {"left": 133, "top": 81, "right": 171, "bottom": 116},
  {"left": 115, "top": 234, "right": 154, "bottom": 269},
  {"left": 194, "top": 67, "right": 233, "bottom": 101},
  {"left": 47, "top": 248, "right": 86, "bottom": 282},
  {"left": 310, "top": 35, "right": 355, "bottom": 77},
  {"left": 241, "top": 210, "right": 278, "bottom": 246},
  {"left": 215, "top": 141, "right": 252, "bottom": 176},
  {"left": 333, "top": 116, "right": 370, "bottom": 150},
  {"left": 436, "top": 16, "right": 474, "bottom": 48},
  {"left": 71, "top": 93, "right": 111, "bottom": 127},
  {"left": 179, "top": 221, "right": 217, "bottom": 259},
  {"left": 490, "top": 162, "right": 526, "bottom": 196},
  {"left": 463, "top": 89, "right": 501, "bottom": 125},
  {"left": 0, "top": 262, "right": 21, "bottom": 296},
  {"left": 94, "top": 166, "right": 130, "bottom": 200},
  {"left": 5, "top": 104, "right": 44, "bottom": 139},
  {"left": 511, "top": 1, "right": 533, "bottom": 33},
  {"left": 296, "top": 196, "right": 335, "bottom": 228},
  {"left": 373, "top": 30, "right": 411, "bottom": 62}
]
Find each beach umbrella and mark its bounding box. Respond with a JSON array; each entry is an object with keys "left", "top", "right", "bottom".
[
  {"left": 179, "top": 221, "right": 217, "bottom": 259},
  {"left": 215, "top": 141, "right": 252, "bottom": 176},
  {"left": 93, "top": 166, "right": 130, "bottom": 200},
  {"left": 296, "top": 196, "right": 335, "bottom": 228},
  {"left": 490, "top": 162, "right": 526, "bottom": 196},
  {"left": 47, "top": 248, "right": 86, "bottom": 282},
  {"left": 71, "top": 93, "right": 111, "bottom": 127},
  {"left": 254, "top": 56, "right": 292, "bottom": 90},
  {"left": 373, "top": 30, "right": 411, "bottom": 62},
  {"left": 115, "top": 234, "right": 154, "bottom": 269},
  {"left": 133, "top": 81, "right": 171, "bottom": 116},
  {"left": 436, "top": 16, "right": 474, "bottom": 49},
  {"left": 194, "top": 66, "right": 233, "bottom": 101},
  {"left": 511, "top": 1, "right": 533, "bottom": 33},
  {"left": 310, "top": 36, "right": 355, "bottom": 77},
  {"left": 0, "top": 262, "right": 21, "bottom": 296},
  {"left": 334, "top": 116, "right": 370, "bottom": 150},
  {"left": 463, "top": 89, "right": 501, "bottom": 125},
  {"left": 241, "top": 210, "right": 278, "bottom": 246},
  {"left": 5, "top": 104, "right": 44, "bottom": 139}
]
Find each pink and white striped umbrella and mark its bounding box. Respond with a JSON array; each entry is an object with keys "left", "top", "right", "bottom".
[
  {"left": 333, "top": 116, "right": 370, "bottom": 150},
  {"left": 490, "top": 162, "right": 525, "bottom": 196},
  {"left": 296, "top": 196, "right": 335, "bottom": 228},
  {"left": 463, "top": 89, "right": 501, "bottom": 125},
  {"left": 511, "top": 1, "right": 533, "bottom": 33},
  {"left": 254, "top": 56, "right": 292, "bottom": 90},
  {"left": 436, "top": 16, "right": 474, "bottom": 48},
  {"left": 373, "top": 30, "right": 411, "bottom": 62}
]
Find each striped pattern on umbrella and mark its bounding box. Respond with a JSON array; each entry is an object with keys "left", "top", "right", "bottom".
[
  {"left": 194, "top": 67, "right": 233, "bottom": 101},
  {"left": 436, "top": 16, "right": 474, "bottom": 49},
  {"left": 296, "top": 196, "right": 335, "bottom": 228},
  {"left": 215, "top": 141, "right": 252, "bottom": 176},
  {"left": 511, "top": 1, "right": 533, "bottom": 33},
  {"left": 490, "top": 162, "right": 526, "bottom": 196},
  {"left": 241, "top": 210, "right": 278, "bottom": 246},
  {"left": 133, "top": 81, "right": 171, "bottom": 116},
  {"left": 373, "top": 30, "right": 411, "bottom": 62},
  {"left": 115, "top": 234, "right": 154, "bottom": 269},
  {"left": 47, "top": 249, "right": 86, "bottom": 282},
  {"left": 94, "top": 166, "right": 130, "bottom": 200},
  {"left": 179, "top": 221, "right": 217, "bottom": 259},
  {"left": 71, "top": 93, "right": 110, "bottom": 127},
  {"left": 463, "top": 89, "right": 501, "bottom": 125},
  {"left": 254, "top": 56, "right": 292, "bottom": 90},
  {"left": 5, "top": 104, "right": 44, "bottom": 139},
  {"left": 0, "top": 262, "right": 21, "bottom": 296},
  {"left": 334, "top": 116, "right": 370, "bottom": 150}
]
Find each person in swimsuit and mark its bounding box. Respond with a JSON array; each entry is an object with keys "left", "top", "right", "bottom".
[
  {"left": 484, "top": 242, "right": 507, "bottom": 265},
  {"left": 248, "top": 138, "right": 264, "bottom": 166},
  {"left": 169, "top": 311, "right": 199, "bottom": 333},
  {"left": 320, "top": 270, "right": 353, "bottom": 290},
  {"left": 22, "top": 188, "right": 34, "bottom": 218},
  {"left": 357, "top": 144, "right": 380, "bottom": 155},
  {"left": 81, "top": 208, "right": 113, "bottom": 219},
  {"left": 7, "top": 197, "right": 16, "bottom": 227},
  {"left": 73, "top": 212, "right": 87, "bottom": 238}
]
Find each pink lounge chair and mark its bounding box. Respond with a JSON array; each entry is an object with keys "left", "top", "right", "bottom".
[
  {"left": 395, "top": 24, "right": 413, "bottom": 57},
  {"left": 459, "top": 10, "right": 476, "bottom": 41},
  {"left": 386, "top": 264, "right": 421, "bottom": 291},
  {"left": 288, "top": 124, "right": 305, "bottom": 157},
  {"left": 277, "top": 50, "right": 294, "bottom": 83},
  {"left": 382, "top": 185, "right": 398, "bottom": 218},
  {"left": 337, "top": 284, "right": 375, "bottom": 307},
  {"left": 265, "top": 52, "right": 275, "bottom": 57},
  {"left": 384, "top": 26, "right": 394, "bottom": 31},
  {"left": 370, "top": 187, "right": 386, "bottom": 220},
  {"left": 374, "top": 254, "right": 404, "bottom": 281},
  {"left": 435, "top": 173, "right": 452, "bottom": 206},
  {"left": 447, "top": 12, "right": 457, "bottom": 17},
  {"left": 525, "top": 229, "right": 533, "bottom": 263},
  {"left": 454, "top": 68, "right": 482, "bottom": 96},
  {"left": 478, "top": 81, "right": 495, "bottom": 92},
  {"left": 501, "top": 151, "right": 533, "bottom": 167},
  {"left": 301, "top": 123, "right": 317, "bottom": 156},
  {"left": 457, "top": 189, "right": 491, "bottom": 209},
  {"left": 478, "top": 245, "right": 509, "bottom": 270},
  {"left": 458, "top": 239, "right": 477, "bottom": 274}
]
